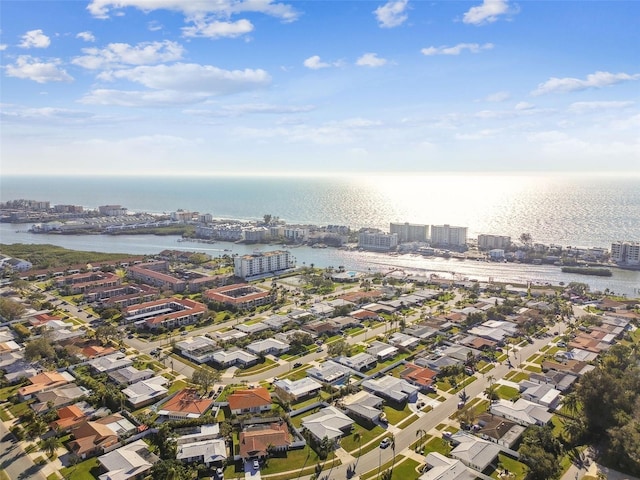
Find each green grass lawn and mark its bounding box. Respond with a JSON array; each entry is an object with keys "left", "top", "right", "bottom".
[
  {"left": 423, "top": 437, "right": 452, "bottom": 456},
  {"left": 280, "top": 365, "right": 311, "bottom": 381},
  {"left": 524, "top": 365, "right": 542, "bottom": 373},
  {"left": 167, "top": 379, "right": 188, "bottom": 394},
  {"left": 504, "top": 371, "right": 530, "bottom": 382},
  {"left": 59, "top": 457, "right": 100, "bottom": 480},
  {"left": 0, "top": 384, "right": 22, "bottom": 402},
  {"left": 383, "top": 403, "right": 412, "bottom": 425},
  {"left": 235, "top": 358, "right": 277, "bottom": 377},
  {"left": 489, "top": 453, "right": 528, "bottom": 479},
  {"left": 496, "top": 385, "right": 520, "bottom": 400},
  {"left": 0, "top": 407, "right": 11, "bottom": 421},
  {"left": 341, "top": 424, "right": 388, "bottom": 454},
  {"left": 396, "top": 413, "right": 419, "bottom": 429},
  {"left": 7, "top": 401, "right": 31, "bottom": 419}
]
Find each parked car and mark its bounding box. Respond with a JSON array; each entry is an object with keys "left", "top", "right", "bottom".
[
  {"left": 253, "top": 459, "right": 260, "bottom": 470},
  {"left": 293, "top": 362, "right": 303, "bottom": 368},
  {"left": 379, "top": 438, "right": 391, "bottom": 449}
]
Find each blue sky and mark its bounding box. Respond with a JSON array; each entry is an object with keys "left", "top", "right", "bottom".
[{"left": 1, "top": 0, "right": 638, "bottom": 175}]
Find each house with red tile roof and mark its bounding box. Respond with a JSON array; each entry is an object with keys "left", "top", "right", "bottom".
[
  {"left": 227, "top": 387, "right": 272, "bottom": 415},
  {"left": 157, "top": 389, "right": 214, "bottom": 420},
  {"left": 50, "top": 405, "right": 88, "bottom": 432},
  {"left": 204, "top": 283, "right": 274, "bottom": 310},
  {"left": 67, "top": 420, "right": 119, "bottom": 459},
  {"left": 239, "top": 421, "right": 291, "bottom": 459},
  {"left": 18, "top": 371, "right": 75, "bottom": 400},
  {"left": 123, "top": 297, "right": 206, "bottom": 330},
  {"left": 400, "top": 363, "right": 438, "bottom": 391}
]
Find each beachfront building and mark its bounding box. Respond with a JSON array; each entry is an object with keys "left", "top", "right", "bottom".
[
  {"left": 477, "top": 234, "right": 511, "bottom": 250},
  {"left": 358, "top": 231, "right": 398, "bottom": 251},
  {"left": 233, "top": 250, "right": 294, "bottom": 279},
  {"left": 430, "top": 224, "right": 468, "bottom": 247},
  {"left": 390, "top": 222, "right": 428, "bottom": 243},
  {"left": 611, "top": 241, "right": 640, "bottom": 265}
]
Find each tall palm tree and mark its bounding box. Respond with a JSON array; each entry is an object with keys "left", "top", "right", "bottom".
[
  {"left": 353, "top": 431, "right": 362, "bottom": 468},
  {"left": 41, "top": 435, "right": 61, "bottom": 458},
  {"left": 563, "top": 392, "right": 580, "bottom": 419},
  {"left": 415, "top": 429, "right": 426, "bottom": 453}
]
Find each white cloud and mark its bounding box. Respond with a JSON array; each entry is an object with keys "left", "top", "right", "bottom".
[
  {"left": 76, "top": 31, "right": 96, "bottom": 42},
  {"left": 532, "top": 71, "right": 640, "bottom": 96},
  {"left": 182, "top": 18, "right": 254, "bottom": 38},
  {"left": 568, "top": 100, "right": 635, "bottom": 113},
  {"left": 79, "top": 89, "right": 210, "bottom": 107},
  {"left": 19, "top": 29, "right": 51, "bottom": 49},
  {"left": 5, "top": 56, "right": 73, "bottom": 83},
  {"left": 515, "top": 101, "right": 534, "bottom": 110},
  {"left": 462, "top": 0, "right": 512, "bottom": 25},
  {"left": 303, "top": 55, "right": 330, "bottom": 70},
  {"left": 148, "top": 21, "right": 163, "bottom": 31},
  {"left": 374, "top": 0, "right": 409, "bottom": 28},
  {"left": 0, "top": 44, "right": 8, "bottom": 51},
  {"left": 84, "top": 63, "right": 271, "bottom": 105},
  {"left": 87, "top": 0, "right": 299, "bottom": 22},
  {"left": 72, "top": 40, "right": 184, "bottom": 70},
  {"left": 0, "top": 106, "right": 96, "bottom": 124},
  {"left": 186, "top": 103, "right": 315, "bottom": 116},
  {"left": 421, "top": 42, "right": 493, "bottom": 56},
  {"left": 527, "top": 130, "right": 569, "bottom": 143},
  {"left": 485, "top": 91, "right": 510, "bottom": 102},
  {"left": 356, "top": 53, "right": 387, "bottom": 67}
]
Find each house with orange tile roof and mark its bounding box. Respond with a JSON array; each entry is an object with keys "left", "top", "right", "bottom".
[
  {"left": 123, "top": 297, "right": 206, "bottom": 330},
  {"left": 227, "top": 387, "right": 272, "bottom": 415},
  {"left": 68, "top": 420, "right": 119, "bottom": 459},
  {"left": 18, "top": 371, "right": 75, "bottom": 400},
  {"left": 204, "top": 283, "right": 275, "bottom": 310},
  {"left": 239, "top": 421, "right": 291, "bottom": 459},
  {"left": 157, "top": 389, "right": 214, "bottom": 420},
  {"left": 50, "top": 405, "right": 88, "bottom": 432},
  {"left": 400, "top": 363, "right": 438, "bottom": 391},
  {"left": 80, "top": 344, "right": 117, "bottom": 359}
]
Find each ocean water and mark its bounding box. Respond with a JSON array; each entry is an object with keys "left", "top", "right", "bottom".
[{"left": 1, "top": 174, "right": 639, "bottom": 248}]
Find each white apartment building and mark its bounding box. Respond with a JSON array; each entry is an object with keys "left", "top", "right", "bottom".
[
  {"left": 390, "top": 222, "right": 428, "bottom": 243},
  {"left": 358, "top": 232, "right": 398, "bottom": 251},
  {"left": 477, "top": 234, "right": 511, "bottom": 250},
  {"left": 234, "top": 250, "right": 294, "bottom": 279},
  {"left": 430, "top": 224, "right": 468, "bottom": 247},
  {"left": 610, "top": 241, "right": 640, "bottom": 265}
]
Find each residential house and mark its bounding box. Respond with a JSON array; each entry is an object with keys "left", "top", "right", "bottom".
[
  {"left": 50, "top": 405, "right": 89, "bottom": 432},
  {"left": 122, "top": 376, "right": 169, "bottom": 408},
  {"left": 361, "top": 375, "right": 419, "bottom": 405},
  {"left": 302, "top": 406, "right": 354, "bottom": 443},
  {"left": 210, "top": 348, "right": 258, "bottom": 369},
  {"left": 335, "top": 352, "right": 377, "bottom": 372},
  {"left": 307, "top": 361, "right": 352, "bottom": 385},
  {"left": 367, "top": 341, "right": 398, "bottom": 361},
  {"left": 519, "top": 381, "right": 561, "bottom": 409},
  {"left": 490, "top": 398, "right": 553, "bottom": 426},
  {"left": 273, "top": 378, "right": 322, "bottom": 403},
  {"left": 449, "top": 431, "right": 501, "bottom": 472},
  {"left": 107, "top": 366, "right": 155, "bottom": 386},
  {"left": 419, "top": 452, "right": 476, "bottom": 480},
  {"left": 177, "top": 439, "right": 227, "bottom": 468},
  {"left": 246, "top": 338, "right": 290, "bottom": 356},
  {"left": 157, "top": 389, "right": 214, "bottom": 420},
  {"left": 475, "top": 413, "right": 525, "bottom": 449},
  {"left": 97, "top": 439, "right": 159, "bottom": 480},
  {"left": 18, "top": 371, "right": 75, "bottom": 400},
  {"left": 227, "top": 387, "right": 272, "bottom": 415},
  {"left": 32, "top": 384, "right": 87, "bottom": 413},
  {"left": 341, "top": 391, "right": 383, "bottom": 424},
  {"left": 400, "top": 363, "right": 437, "bottom": 391},
  {"left": 175, "top": 336, "right": 219, "bottom": 364},
  {"left": 239, "top": 421, "right": 291, "bottom": 459}
]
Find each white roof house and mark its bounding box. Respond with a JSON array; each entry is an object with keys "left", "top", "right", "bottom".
[
  {"left": 361, "top": 376, "right": 419, "bottom": 404},
  {"left": 335, "top": 352, "right": 377, "bottom": 372},
  {"left": 246, "top": 338, "right": 290, "bottom": 356},
  {"left": 175, "top": 335, "right": 219, "bottom": 364},
  {"left": 87, "top": 353, "right": 133, "bottom": 373},
  {"left": 367, "top": 341, "right": 398, "bottom": 361},
  {"left": 519, "top": 381, "right": 561, "bottom": 409},
  {"left": 122, "top": 376, "right": 169, "bottom": 408},
  {"left": 307, "top": 361, "right": 352, "bottom": 385},
  {"left": 98, "top": 439, "right": 159, "bottom": 480},
  {"left": 389, "top": 332, "right": 420, "bottom": 349},
  {"left": 302, "top": 406, "right": 354, "bottom": 442},
  {"left": 490, "top": 398, "right": 553, "bottom": 426},
  {"left": 450, "top": 432, "right": 501, "bottom": 472},
  {"left": 211, "top": 348, "right": 258, "bottom": 368},
  {"left": 273, "top": 377, "right": 322, "bottom": 401},
  {"left": 420, "top": 452, "right": 476, "bottom": 480},
  {"left": 176, "top": 438, "right": 227, "bottom": 467}
]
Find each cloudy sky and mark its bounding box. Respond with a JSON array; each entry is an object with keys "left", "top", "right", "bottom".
[{"left": 1, "top": 0, "right": 638, "bottom": 175}]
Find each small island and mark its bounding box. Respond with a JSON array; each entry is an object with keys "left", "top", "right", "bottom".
[{"left": 561, "top": 266, "right": 613, "bottom": 276}]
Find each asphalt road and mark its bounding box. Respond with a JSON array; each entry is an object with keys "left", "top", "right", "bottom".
[{"left": 0, "top": 421, "right": 47, "bottom": 480}]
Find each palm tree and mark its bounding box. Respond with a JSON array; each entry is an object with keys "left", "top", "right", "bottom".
[
  {"left": 562, "top": 392, "right": 580, "bottom": 419},
  {"left": 562, "top": 418, "right": 585, "bottom": 445},
  {"left": 41, "top": 435, "right": 61, "bottom": 458},
  {"left": 352, "top": 431, "right": 362, "bottom": 468},
  {"left": 380, "top": 469, "right": 393, "bottom": 480},
  {"left": 389, "top": 434, "right": 396, "bottom": 475},
  {"left": 415, "top": 429, "right": 426, "bottom": 453}
]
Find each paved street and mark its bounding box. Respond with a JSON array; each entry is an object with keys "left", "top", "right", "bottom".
[{"left": 0, "top": 420, "right": 47, "bottom": 480}]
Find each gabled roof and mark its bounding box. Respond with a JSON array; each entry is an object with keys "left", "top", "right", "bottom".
[
  {"left": 158, "top": 389, "right": 213, "bottom": 418},
  {"left": 228, "top": 387, "right": 271, "bottom": 411},
  {"left": 302, "top": 406, "right": 353, "bottom": 441}
]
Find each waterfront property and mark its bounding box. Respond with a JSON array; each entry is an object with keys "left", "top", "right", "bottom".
[
  {"left": 123, "top": 297, "right": 207, "bottom": 330},
  {"left": 204, "top": 283, "right": 275, "bottom": 309},
  {"left": 233, "top": 250, "right": 294, "bottom": 279}
]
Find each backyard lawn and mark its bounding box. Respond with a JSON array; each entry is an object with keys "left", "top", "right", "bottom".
[{"left": 59, "top": 457, "right": 100, "bottom": 480}]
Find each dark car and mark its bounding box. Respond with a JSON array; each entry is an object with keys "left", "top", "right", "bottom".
[{"left": 293, "top": 362, "right": 303, "bottom": 368}]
